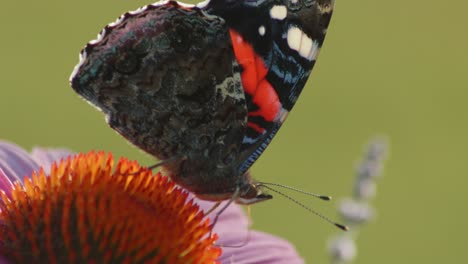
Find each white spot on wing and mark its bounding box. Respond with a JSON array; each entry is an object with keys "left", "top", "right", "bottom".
[
  {"left": 270, "top": 5, "right": 287, "bottom": 20},
  {"left": 258, "top": 25, "right": 266, "bottom": 36},
  {"left": 287, "top": 26, "right": 319, "bottom": 61},
  {"left": 299, "top": 33, "right": 313, "bottom": 59},
  {"left": 287, "top": 26, "right": 302, "bottom": 52},
  {"left": 70, "top": 51, "right": 87, "bottom": 82},
  {"left": 308, "top": 41, "right": 320, "bottom": 61},
  {"left": 150, "top": 0, "right": 170, "bottom": 8},
  {"left": 108, "top": 15, "right": 126, "bottom": 27},
  {"left": 128, "top": 5, "right": 148, "bottom": 15},
  {"left": 88, "top": 29, "right": 106, "bottom": 45}
]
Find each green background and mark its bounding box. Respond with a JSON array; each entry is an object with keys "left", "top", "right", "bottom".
[{"left": 1, "top": 0, "right": 466, "bottom": 263}]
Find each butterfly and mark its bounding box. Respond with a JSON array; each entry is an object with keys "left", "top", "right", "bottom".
[{"left": 70, "top": 0, "right": 335, "bottom": 205}]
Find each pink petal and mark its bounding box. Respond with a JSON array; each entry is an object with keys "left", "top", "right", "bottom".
[
  {"left": 219, "top": 231, "right": 304, "bottom": 264},
  {"left": 196, "top": 199, "right": 304, "bottom": 264},
  {"left": 0, "top": 141, "right": 73, "bottom": 197},
  {"left": 0, "top": 168, "right": 14, "bottom": 197},
  {"left": 0, "top": 141, "right": 40, "bottom": 183},
  {"left": 197, "top": 200, "right": 249, "bottom": 234},
  {"left": 31, "top": 146, "right": 72, "bottom": 174},
  {"left": 0, "top": 256, "right": 11, "bottom": 264}
]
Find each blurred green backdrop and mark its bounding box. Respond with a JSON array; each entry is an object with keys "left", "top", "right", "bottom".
[{"left": 1, "top": 0, "right": 467, "bottom": 263}]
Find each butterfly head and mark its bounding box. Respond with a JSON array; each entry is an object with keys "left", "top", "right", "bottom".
[
  {"left": 187, "top": 170, "right": 273, "bottom": 205},
  {"left": 235, "top": 181, "right": 273, "bottom": 205}
]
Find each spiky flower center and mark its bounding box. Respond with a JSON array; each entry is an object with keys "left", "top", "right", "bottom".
[{"left": 0, "top": 151, "right": 221, "bottom": 263}]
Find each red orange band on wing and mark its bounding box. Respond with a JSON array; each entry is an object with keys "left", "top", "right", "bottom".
[
  {"left": 229, "top": 29, "right": 281, "bottom": 123},
  {"left": 247, "top": 121, "right": 266, "bottom": 134}
]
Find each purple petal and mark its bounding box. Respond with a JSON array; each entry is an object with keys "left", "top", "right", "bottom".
[
  {"left": 0, "top": 141, "right": 73, "bottom": 197},
  {"left": 218, "top": 231, "right": 304, "bottom": 264},
  {"left": 0, "top": 256, "right": 11, "bottom": 264},
  {"left": 0, "top": 168, "right": 14, "bottom": 197},
  {"left": 31, "top": 146, "right": 73, "bottom": 174},
  {"left": 197, "top": 199, "right": 249, "bottom": 234},
  {"left": 0, "top": 141, "right": 40, "bottom": 183},
  {"left": 196, "top": 199, "right": 304, "bottom": 264}
]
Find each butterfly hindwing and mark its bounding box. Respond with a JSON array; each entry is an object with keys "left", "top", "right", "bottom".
[{"left": 71, "top": 2, "right": 252, "bottom": 196}]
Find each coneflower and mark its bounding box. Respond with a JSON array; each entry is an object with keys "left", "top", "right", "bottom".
[{"left": 0, "top": 141, "right": 304, "bottom": 263}]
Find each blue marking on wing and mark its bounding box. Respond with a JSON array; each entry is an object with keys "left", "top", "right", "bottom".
[
  {"left": 238, "top": 124, "right": 280, "bottom": 175},
  {"left": 242, "top": 135, "right": 260, "bottom": 145}
]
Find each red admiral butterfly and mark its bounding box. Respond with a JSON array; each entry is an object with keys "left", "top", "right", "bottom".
[{"left": 70, "top": 0, "right": 335, "bottom": 205}]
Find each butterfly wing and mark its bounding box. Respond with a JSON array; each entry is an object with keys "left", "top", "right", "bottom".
[
  {"left": 70, "top": 2, "right": 250, "bottom": 195},
  {"left": 204, "top": 0, "right": 335, "bottom": 174}
]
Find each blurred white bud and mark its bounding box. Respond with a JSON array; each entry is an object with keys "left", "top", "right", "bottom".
[
  {"left": 328, "top": 137, "right": 389, "bottom": 263},
  {"left": 339, "top": 199, "right": 374, "bottom": 224},
  {"left": 328, "top": 235, "right": 357, "bottom": 262},
  {"left": 354, "top": 177, "right": 377, "bottom": 199},
  {"left": 366, "top": 138, "right": 388, "bottom": 161},
  {"left": 356, "top": 161, "right": 383, "bottom": 179}
]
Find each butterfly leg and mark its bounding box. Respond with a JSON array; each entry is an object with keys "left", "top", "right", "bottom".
[{"left": 204, "top": 201, "right": 221, "bottom": 216}]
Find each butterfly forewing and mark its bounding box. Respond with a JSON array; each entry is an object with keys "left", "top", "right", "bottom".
[{"left": 203, "top": 0, "right": 335, "bottom": 174}]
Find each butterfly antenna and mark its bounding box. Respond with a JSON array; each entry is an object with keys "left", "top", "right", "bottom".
[
  {"left": 258, "top": 181, "right": 331, "bottom": 201},
  {"left": 204, "top": 201, "right": 221, "bottom": 216},
  {"left": 260, "top": 184, "right": 348, "bottom": 231}
]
